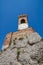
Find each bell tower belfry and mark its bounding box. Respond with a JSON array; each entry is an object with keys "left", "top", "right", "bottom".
[{"left": 18, "top": 15, "right": 28, "bottom": 30}]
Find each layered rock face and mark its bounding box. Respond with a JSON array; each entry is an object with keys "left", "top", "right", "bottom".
[{"left": 0, "top": 31, "right": 43, "bottom": 65}]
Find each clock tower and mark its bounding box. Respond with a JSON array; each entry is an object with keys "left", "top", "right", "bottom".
[{"left": 18, "top": 15, "right": 28, "bottom": 30}]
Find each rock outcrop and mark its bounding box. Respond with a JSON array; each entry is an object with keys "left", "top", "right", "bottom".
[{"left": 0, "top": 31, "right": 43, "bottom": 65}]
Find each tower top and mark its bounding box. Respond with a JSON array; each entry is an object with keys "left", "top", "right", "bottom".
[
  {"left": 18, "top": 14, "right": 28, "bottom": 19},
  {"left": 18, "top": 14, "right": 28, "bottom": 30}
]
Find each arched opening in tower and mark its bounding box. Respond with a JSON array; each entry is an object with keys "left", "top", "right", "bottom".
[{"left": 21, "top": 19, "right": 25, "bottom": 24}]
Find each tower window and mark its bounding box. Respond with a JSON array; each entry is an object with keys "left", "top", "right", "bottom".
[{"left": 21, "top": 19, "right": 25, "bottom": 24}]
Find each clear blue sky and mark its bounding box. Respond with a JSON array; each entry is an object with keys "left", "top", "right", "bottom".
[{"left": 0, "top": 0, "right": 43, "bottom": 50}]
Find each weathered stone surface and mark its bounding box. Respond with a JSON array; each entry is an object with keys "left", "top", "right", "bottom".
[
  {"left": 18, "top": 42, "right": 43, "bottom": 65},
  {"left": 11, "top": 38, "right": 28, "bottom": 48},
  {"left": 27, "top": 32, "right": 42, "bottom": 44},
  {"left": 0, "top": 32, "right": 43, "bottom": 65}
]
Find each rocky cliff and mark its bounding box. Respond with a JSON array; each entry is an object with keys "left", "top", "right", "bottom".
[{"left": 0, "top": 30, "right": 43, "bottom": 65}]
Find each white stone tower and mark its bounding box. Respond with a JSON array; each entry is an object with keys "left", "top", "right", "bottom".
[{"left": 18, "top": 15, "right": 28, "bottom": 30}]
